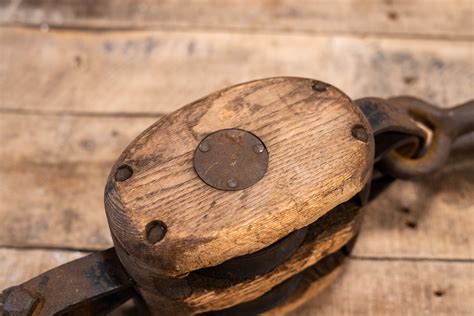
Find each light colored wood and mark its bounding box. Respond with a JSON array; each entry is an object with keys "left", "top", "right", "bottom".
[
  {"left": 354, "top": 150, "right": 474, "bottom": 260},
  {"left": 0, "top": 113, "right": 158, "bottom": 164},
  {"left": 0, "top": 114, "right": 158, "bottom": 250},
  {"left": 0, "top": 1, "right": 472, "bottom": 39},
  {"left": 105, "top": 77, "right": 373, "bottom": 277},
  {"left": 289, "top": 259, "right": 474, "bottom": 316},
  {"left": 0, "top": 248, "right": 87, "bottom": 290},
  {"left": 0, "top": 27, "right": 472, "bottom": 115},
  {"left": 0, "top": 161, "right": 112, "bottom": 249}
]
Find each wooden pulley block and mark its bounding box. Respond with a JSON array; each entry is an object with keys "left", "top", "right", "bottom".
[{"left": 105, "top": 77, "right": 374, "bottom": 315}]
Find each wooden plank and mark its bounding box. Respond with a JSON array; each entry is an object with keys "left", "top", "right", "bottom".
[
  {"left": 0, "top": 113, "right": 158, "bottom": 250},
  {"left": 0, "top": 27, "right": 472, "bottom": 115},
  {"left": 0, "top": 161, "right": 112, "bottom": 249},
  {"left": 354, "top": 149, "right": 474, "bottom": 260},
  {"left": 1, "top": 249, "right": 472, "bottom": 315},
  {"left": 0, "top": 115, "right": 473, "bottom": 257},
  {"left": 0, "top": 248, "right": 87, "bottom": 290},
  {"left": 290, "top": 258, "right": 474, "bottom": 315},
  {"left": 0, "top": 113, "right": 158, "bottom": 164},
  {"left": 0, "top": 1, "right": 472, "bottom": 39}
]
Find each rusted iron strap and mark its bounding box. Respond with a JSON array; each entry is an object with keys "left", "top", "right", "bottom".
[
  {"left": 355, "top": 97, "right": 427, "bottom": 162},
  {"left": 1, "top": 248, "right": 134, "bottom": 316},
  {"left": 380, "top": 97, "right": 474, "bottom": 178}
]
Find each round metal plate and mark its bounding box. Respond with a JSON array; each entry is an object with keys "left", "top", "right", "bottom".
[{"left": 193, "top": 129, "right": 269, "bottom": 191}]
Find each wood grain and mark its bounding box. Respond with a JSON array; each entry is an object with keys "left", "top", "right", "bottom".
[
  {"left": 0, "top": 27, "right": 472, "bottom": 115},
  {"left": 1, "top": 250, "right": 471, "bottom": 315},
  {"left": 0, "top": 248, "right": 86, "bottom": 290},
  {"left": 105, "top": 77, "right": 373, "bottom": 276},
  {"left": 354, "top": 150, "right": 474, "bottom": 260},
  {"left": 289, "top": 259, "right": 474, "bottom": 316},
  {"left": 135, "top": 205, "right": 360, "bottom": 313},
  {"left": 0, "top": 0, "right": 472, "bottom": 39},
  {"left": 0, "top": 114, "right": 158, "bottom": 250},
  {"left": 0, "top": 117, "right": 472, "bottom": 258}
]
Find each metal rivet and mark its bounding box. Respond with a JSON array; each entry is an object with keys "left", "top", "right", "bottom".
[
  {"left": 198, "top": 142, "right": 210, "bottom": 152},
  {"left": 146, "top": 221, "right": 167, "bottom": 244},
  {"left": 115, "top": 165, "right": 133, "bottom": 181},
  {"left": 227, "top": 178, "right": 239, "bottom": 188},
  {"left": 351, "top": 125, "right": 369, "bottom": 143},
  {"left": 2, "top": 287, "right": 40, "bottom": 315},
  {"left": 312, "top": 82, "right": 328, "bottom": 92},
  {"left": 253, "top": 143, "right": 265, "bottom": 154}
]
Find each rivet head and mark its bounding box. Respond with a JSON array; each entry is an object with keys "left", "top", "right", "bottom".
[
  {"left": 198, "top": 142, "right": 210, "bottom": 152},
  {"left": 115, "top": 165, "right": 133, "bottom": 181},
  {"left": 253, "top": 143, "right": 265, "bottom": 154},
  {"left": 227, "top": 178, "right": 239, "bottom": 188},
  {"left": 146, "top": 221, "right": 167, "bottom": 244},
  {"left": 351, "top": 125, "right": 369, "bottom": 143},
  {"left": 312, "top": 82, "right": 328, "bottom": 92}
]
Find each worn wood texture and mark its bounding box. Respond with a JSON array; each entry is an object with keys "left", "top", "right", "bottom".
[
  {"left": 289, "top": 259, "right": 474, "bottom": 316},
  {"left": 0, "top": 248, "right": 86, "bottom": 290},
  {"left": 0, "top": 114, "right": 158, "bottom": 249},
  {"left": 1, "top": 111, "right": 472, "bottom": 258},
  {"left": 0, "top": 0, "right": 472, "bottom": 39},
  {"left": 135, "top": 208, "right": 359, "bottom": 314},
  {"left": 105, "top": 77, "right": 373, "bottom": 276},
  {"left": 1, "top": 250, "right": 472, "bottom": 316},
  {"left": 0, "top": 27, "right": 472, "bottom": 115},
  {"left": 1, "top": 1, "right": 473, "bottom": 314}
]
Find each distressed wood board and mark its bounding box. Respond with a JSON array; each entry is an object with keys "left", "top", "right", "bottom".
[
  {"left": 0, "top": 27, "right": 472, "bottom": 116},
  {"left": 1, "top": 250, "right": 472, "bottom": 316},
  {"left": 0, "top": 0, "right": 472, "bottom": 39},
  {"left": 1, "top": 1, "right": 473, "bottom": 314}
]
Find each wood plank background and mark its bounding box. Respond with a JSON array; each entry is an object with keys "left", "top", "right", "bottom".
[{"left": 0, "top": 1, "right": 472, "bottom": 315}]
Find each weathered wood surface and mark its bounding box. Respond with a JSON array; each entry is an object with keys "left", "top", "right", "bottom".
[
  {"left": 0, "top": 0, "right": 472, "bottom": 39},
  {"left": 290, "top": 258, "right": 474, "bottom": 315},
  {"left": 1, "top": 250, "right": 472, "bottom": 315},
  {"left": 0, "top": 27, "right": 472, "bottom": 115},
  {"left": 0, "top": 113, "right": 157, "bottom": 249},
  {"left": 0, "top": 1, "right": 473, "bottom": 314},
  {"left": 106, "top": 77, "right": 372, "bottom": 277},
  {"left": 1, "top": 110, "right": 472, "bottom": 258}
]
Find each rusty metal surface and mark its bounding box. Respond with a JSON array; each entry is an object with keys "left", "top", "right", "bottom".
[
  {"left": 1, "top": 248, "right": 134, "bottom": 316},
  {"left": 355, "top": 97, "right": 427, "bottom": 162},
  {"left": 193, "top": 129, "right": 269, "bottom": 191},
  {"left": 381, "top": 97, "right": 474, "bottom": 178}
]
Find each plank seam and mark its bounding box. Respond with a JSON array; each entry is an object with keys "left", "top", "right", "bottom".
[{"left": 1, "top": 23, "right": 473, "bottom": 42}]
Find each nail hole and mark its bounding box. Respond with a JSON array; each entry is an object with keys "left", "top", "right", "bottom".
[
  {"left": 399, "top": 207, "right": 411, "bottom": 214},
  {"left": 405, "top": 220, "right": 417, "bottom": 229},
  {"left": 115, "top": 165, "right": 133, "bottom": 182},
  {"left": 351, "top": 124, "right": 369, "bottom": 143},
  {"left": 403, "top": 76, "right": 417, "bottom": 85},
  {"left": 74, "top": 55, "right": 82, "bottom": 67},
  {"left": 146, "top": 220, "right": 167, "bottom": 244},
  {"left": 312, "top": 82, "right": 328, "bottom": 92},
  {"left": 434, "top": 290, "right": 445, "bottom": 297},
  {"left": 387, "top": 11, "right": 398, "bottom": 20}
]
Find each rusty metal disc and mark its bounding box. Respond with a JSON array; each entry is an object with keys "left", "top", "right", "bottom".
[{"left": 193, "top": 129, "right": 269, "bottom": 191}]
